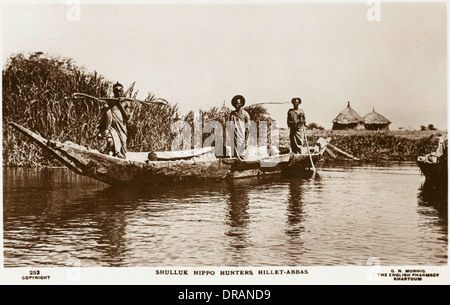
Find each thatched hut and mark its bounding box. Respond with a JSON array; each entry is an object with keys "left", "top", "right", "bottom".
[
  {"left": 332, "top": 101, "right": 365, "bottom": 130},
  {"left": 363, "top": 108, "right": 391, "bottom": 130}
]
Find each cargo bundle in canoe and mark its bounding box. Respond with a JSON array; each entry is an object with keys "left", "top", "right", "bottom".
[{"left": 8, "top": 122, "right": 331, "bottom": 186}]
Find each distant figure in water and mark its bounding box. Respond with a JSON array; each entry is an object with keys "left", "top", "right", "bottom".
[
  {"left": 287, "top": 97, "right": 306, "bottom": 154},
  {"left": 228, "top": 95, "right": 250, "bottom": 159},
  {"left": 97, "top": 82, "right": 132, "bottom": 159}
]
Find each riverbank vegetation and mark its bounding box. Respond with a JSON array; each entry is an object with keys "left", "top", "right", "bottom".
[
  {"left": 3, "top": 52, "right": 445, "bottom": 167},
  {"left": 279, "top": 129, "right": 445, "bottom": 162}
]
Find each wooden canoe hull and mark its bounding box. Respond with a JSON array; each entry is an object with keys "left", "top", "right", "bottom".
[
  {"left": 8, "top": 122, "right": 329, "bottom": 186},
  {"left": 417, "top": 157, "right": 448, "bottom": 190}
]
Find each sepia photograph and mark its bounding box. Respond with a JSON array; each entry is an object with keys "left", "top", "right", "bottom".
[{"left": 1, "top": 0, "right": 448, "bottom": 287}]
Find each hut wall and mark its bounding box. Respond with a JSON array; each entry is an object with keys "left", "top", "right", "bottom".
[
  {"left": 332, "top": 122, "right": 365, "bottom": 130},
  {"left": 365, "top": 124, "right": 390, "bottom": 131}
]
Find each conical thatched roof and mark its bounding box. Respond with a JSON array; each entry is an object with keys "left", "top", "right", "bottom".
[
  {"left": 363, "top": 108, "right": 391, "bottom": 124},
  {"left": 332, "top": 101, "right": 363, "bottom": 124}
]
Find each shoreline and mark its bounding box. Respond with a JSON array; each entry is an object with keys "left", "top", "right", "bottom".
[
  {"left": 4, "top": 129, "right": 444, "bottom": 167},
  {"left": 281, "top": 129, "right": 445, "bottom": 163}
]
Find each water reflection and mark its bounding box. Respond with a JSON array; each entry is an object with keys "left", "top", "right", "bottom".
[
  {"left": 225, "top": 180, "right": 250, "bottom": 240},
  {"left": 417, "top": 183, "right": 448, "bottom": 222},
  {"left": 3, "top": 166, "right": 448, "bottom": 267},
  {"left": 285, "top": 179, "right": 306, "bottom": 239},
  {"left": 82, "top": 188, "right": 137, "bottom": 266},
  {"left": 4, "top": 184, "right": 131, "bottom": 266},
  {"left": 223, "top": 179, "right": 251, "bottom": 264},
  {"left": 416, "top": 184, "right": 448, "bottom": 263},
  {"left": 223, "top": 175, "right": 315, "bottom": 262}
]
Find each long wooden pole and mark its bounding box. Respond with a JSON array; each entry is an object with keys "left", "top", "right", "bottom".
[
  {"left": 328, "top": 143, "right": 360, "bottom": 161},
  {"left": 303, "top": 125, "right": 316, "bottom": 174},
  {"left": 72, "top": 93, "right": 168, "bottom": 106},
  {"left": 247, "top": 101, "right": 290, "bottom": 106}
]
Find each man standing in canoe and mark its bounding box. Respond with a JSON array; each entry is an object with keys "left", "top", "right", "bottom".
[
  {"left": 228, "top": 95, "right": 251, "bottom": 159},
  {"left": 287, "top": 97, "right": 306, "bottom": 154},
  {"left": 97, "top": 82, "right": 132, "bottom": 159}
]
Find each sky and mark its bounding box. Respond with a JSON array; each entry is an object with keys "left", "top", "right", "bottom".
[{"left": 1, "top": 0, "right": 447, "bottom": 130}]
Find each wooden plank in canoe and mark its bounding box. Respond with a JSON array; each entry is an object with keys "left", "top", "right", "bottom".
[
  {"left": 325, "top": 147, "right": 337, "bottom": 159},
  {"left": 328, "top": 143, "right": 360, "bottom": 161},
  {"left": 148, "top": 147, "right": 215, "bottom": 161}
]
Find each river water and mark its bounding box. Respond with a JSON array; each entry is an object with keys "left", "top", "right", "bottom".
[{"left": 2, "top": 163, "right": 447, "bottom": 267}]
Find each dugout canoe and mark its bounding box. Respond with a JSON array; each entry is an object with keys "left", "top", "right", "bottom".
[
  {"left": 8, "top": 122, "right": 331, "bottom": 186},
  {"left": 417, "top": 152, "right": 448, "bottom": 191}
]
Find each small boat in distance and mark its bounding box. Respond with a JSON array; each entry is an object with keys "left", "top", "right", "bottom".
[
  {"left": 417, "top": 135, "right": 448, "bottom": 191},
  {"left": 8, "top": 122, "right": 331, "bottom": 187}
]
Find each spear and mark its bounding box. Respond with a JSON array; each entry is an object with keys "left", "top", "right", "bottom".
[
  {"left": 247, "top": 101, "right": 290, "bottom": 106},
  {"left": 72, "top": 92, "right": 169, "bottom": 106}
]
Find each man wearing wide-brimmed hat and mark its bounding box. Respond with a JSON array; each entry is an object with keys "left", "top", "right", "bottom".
[
  {"left": 97, "top": 81, "right": 132, "bottom": 159},
  {"left": 287, "top": 97, "right": 306, "bottom": 154},
  {"left": 227, "top": 95, "right": 250, "bottom": 159}
]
